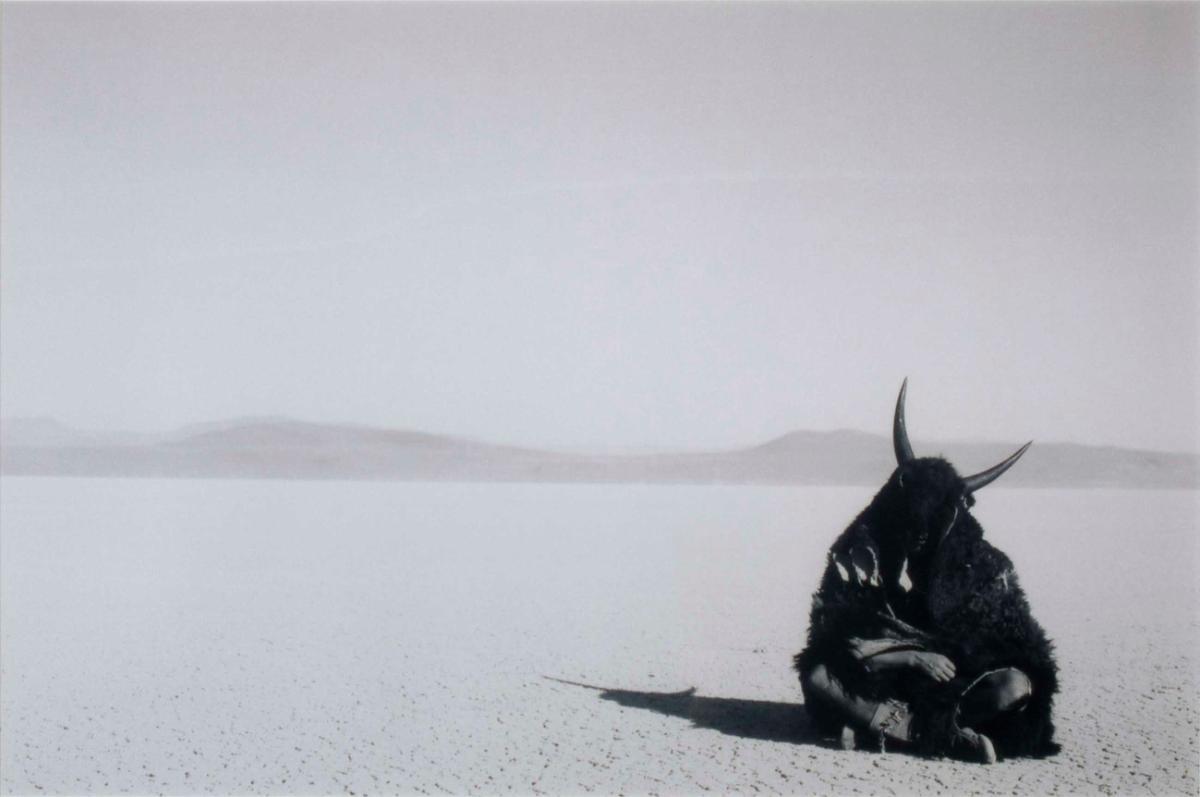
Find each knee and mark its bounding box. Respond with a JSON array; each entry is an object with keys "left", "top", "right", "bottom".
[
  {"left": 801, "top": 663, "right": 836, "bottom": 701},
  {"left": 988, "top": 667, "right": 1033, "bottom": 712}
]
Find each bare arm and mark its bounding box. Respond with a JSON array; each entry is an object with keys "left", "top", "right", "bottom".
[{"left": 863, "top": 648, "right": 957, "bottom": 682}]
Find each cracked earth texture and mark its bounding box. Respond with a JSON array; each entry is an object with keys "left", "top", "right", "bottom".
[{"left": 2, "top": 479, "right": 1196, "bottom": 795}]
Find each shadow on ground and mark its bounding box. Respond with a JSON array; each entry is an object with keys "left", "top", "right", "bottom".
[{"left": 546, "top": 677, "right": 829, "bottom": 746}]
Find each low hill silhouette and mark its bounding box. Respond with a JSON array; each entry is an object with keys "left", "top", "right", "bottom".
[{"left": 1, "top": 418, "right": 1194, "bottom": 488}]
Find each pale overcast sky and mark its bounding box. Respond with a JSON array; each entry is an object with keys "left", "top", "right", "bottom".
[{"left": 1, "top": 2, "right": 1196, "bottom": 452}]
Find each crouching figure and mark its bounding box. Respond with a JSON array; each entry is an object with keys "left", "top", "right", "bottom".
[{"left": 795, "top": 381, "right": 1059, "bottom": 763}]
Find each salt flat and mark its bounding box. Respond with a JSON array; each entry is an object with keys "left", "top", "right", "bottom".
[{"left": 1, "top": 478, "right": 1196, "bottom": 795}]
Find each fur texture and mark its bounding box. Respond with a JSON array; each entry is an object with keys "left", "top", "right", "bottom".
[{"left": 795, "top": 458, "right": 1059, "bottom": 759}]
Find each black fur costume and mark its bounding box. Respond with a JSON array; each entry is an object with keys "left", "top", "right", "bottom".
[{"left": 795, "top": 457, "right": 1059, "bottom": 759}]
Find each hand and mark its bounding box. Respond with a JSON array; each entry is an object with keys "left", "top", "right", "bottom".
[{"left": 907, "top": 651, "right": 957, "bottom": 682}]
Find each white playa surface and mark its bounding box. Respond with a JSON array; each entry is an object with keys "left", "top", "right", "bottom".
[{"left": 1, "top": 478, "right": 1196, "bottom": 795}]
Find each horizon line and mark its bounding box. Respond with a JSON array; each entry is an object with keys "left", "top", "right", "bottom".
[{"left": 2, "top": 414, "right": 1196, "bottom": 459}]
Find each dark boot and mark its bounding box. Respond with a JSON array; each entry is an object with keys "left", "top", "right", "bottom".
[
  {"left": 869, "top": 699, "right": 997, "bottom": 764},
  {"left": 949, "top": 726, "right": 997, "bottom": 765},
  {"left": 867, "top": 699, "right": 915, "bottom": 751}
]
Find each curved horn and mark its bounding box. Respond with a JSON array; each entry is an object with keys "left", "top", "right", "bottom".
[
  {"left": 963, "top": 441, "right": 1033, "bottom": 493},
  {"left": 893, "top": 378, "right": 915, "bottom": 465}
]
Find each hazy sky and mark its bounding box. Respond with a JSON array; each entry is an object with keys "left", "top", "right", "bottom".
[{"left": 2, "top": 2, "right": 1196, "bottom": 452}]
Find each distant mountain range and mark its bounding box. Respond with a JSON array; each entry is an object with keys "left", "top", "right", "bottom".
[{"left": 1, "top": 417, "right": 1195, "bottom": 488}]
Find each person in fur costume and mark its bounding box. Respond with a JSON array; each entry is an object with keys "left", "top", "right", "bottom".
[{"left": 795, "top": 381, "right": 1059, "bottom": 763}]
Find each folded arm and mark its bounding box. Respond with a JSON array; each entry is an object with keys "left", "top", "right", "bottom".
[{"left": 848, "top": 625, "right": 956, "bottom": 682}]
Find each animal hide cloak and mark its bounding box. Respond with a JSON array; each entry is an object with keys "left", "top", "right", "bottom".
[
  {"left": 796, "top": 511, "right": 1059, "bottom": 759},
  {"left": 919, "top": 515, "right": 1059, "bottom": 758}
]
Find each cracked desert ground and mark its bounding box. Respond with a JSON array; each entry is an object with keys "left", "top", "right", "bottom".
[{"left": 1, "top": 478, "right": 1196, "bottom": 795}]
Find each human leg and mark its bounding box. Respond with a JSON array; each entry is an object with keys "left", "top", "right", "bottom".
[
  {"left": 800, "top": 662, "right": 999, "bottom": 763},
  {"left": 801, "top": 663, "right": 887, "bottom": 729},
  {"left": 800, "top": 664, "right": 914, "bottom": 746}
]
